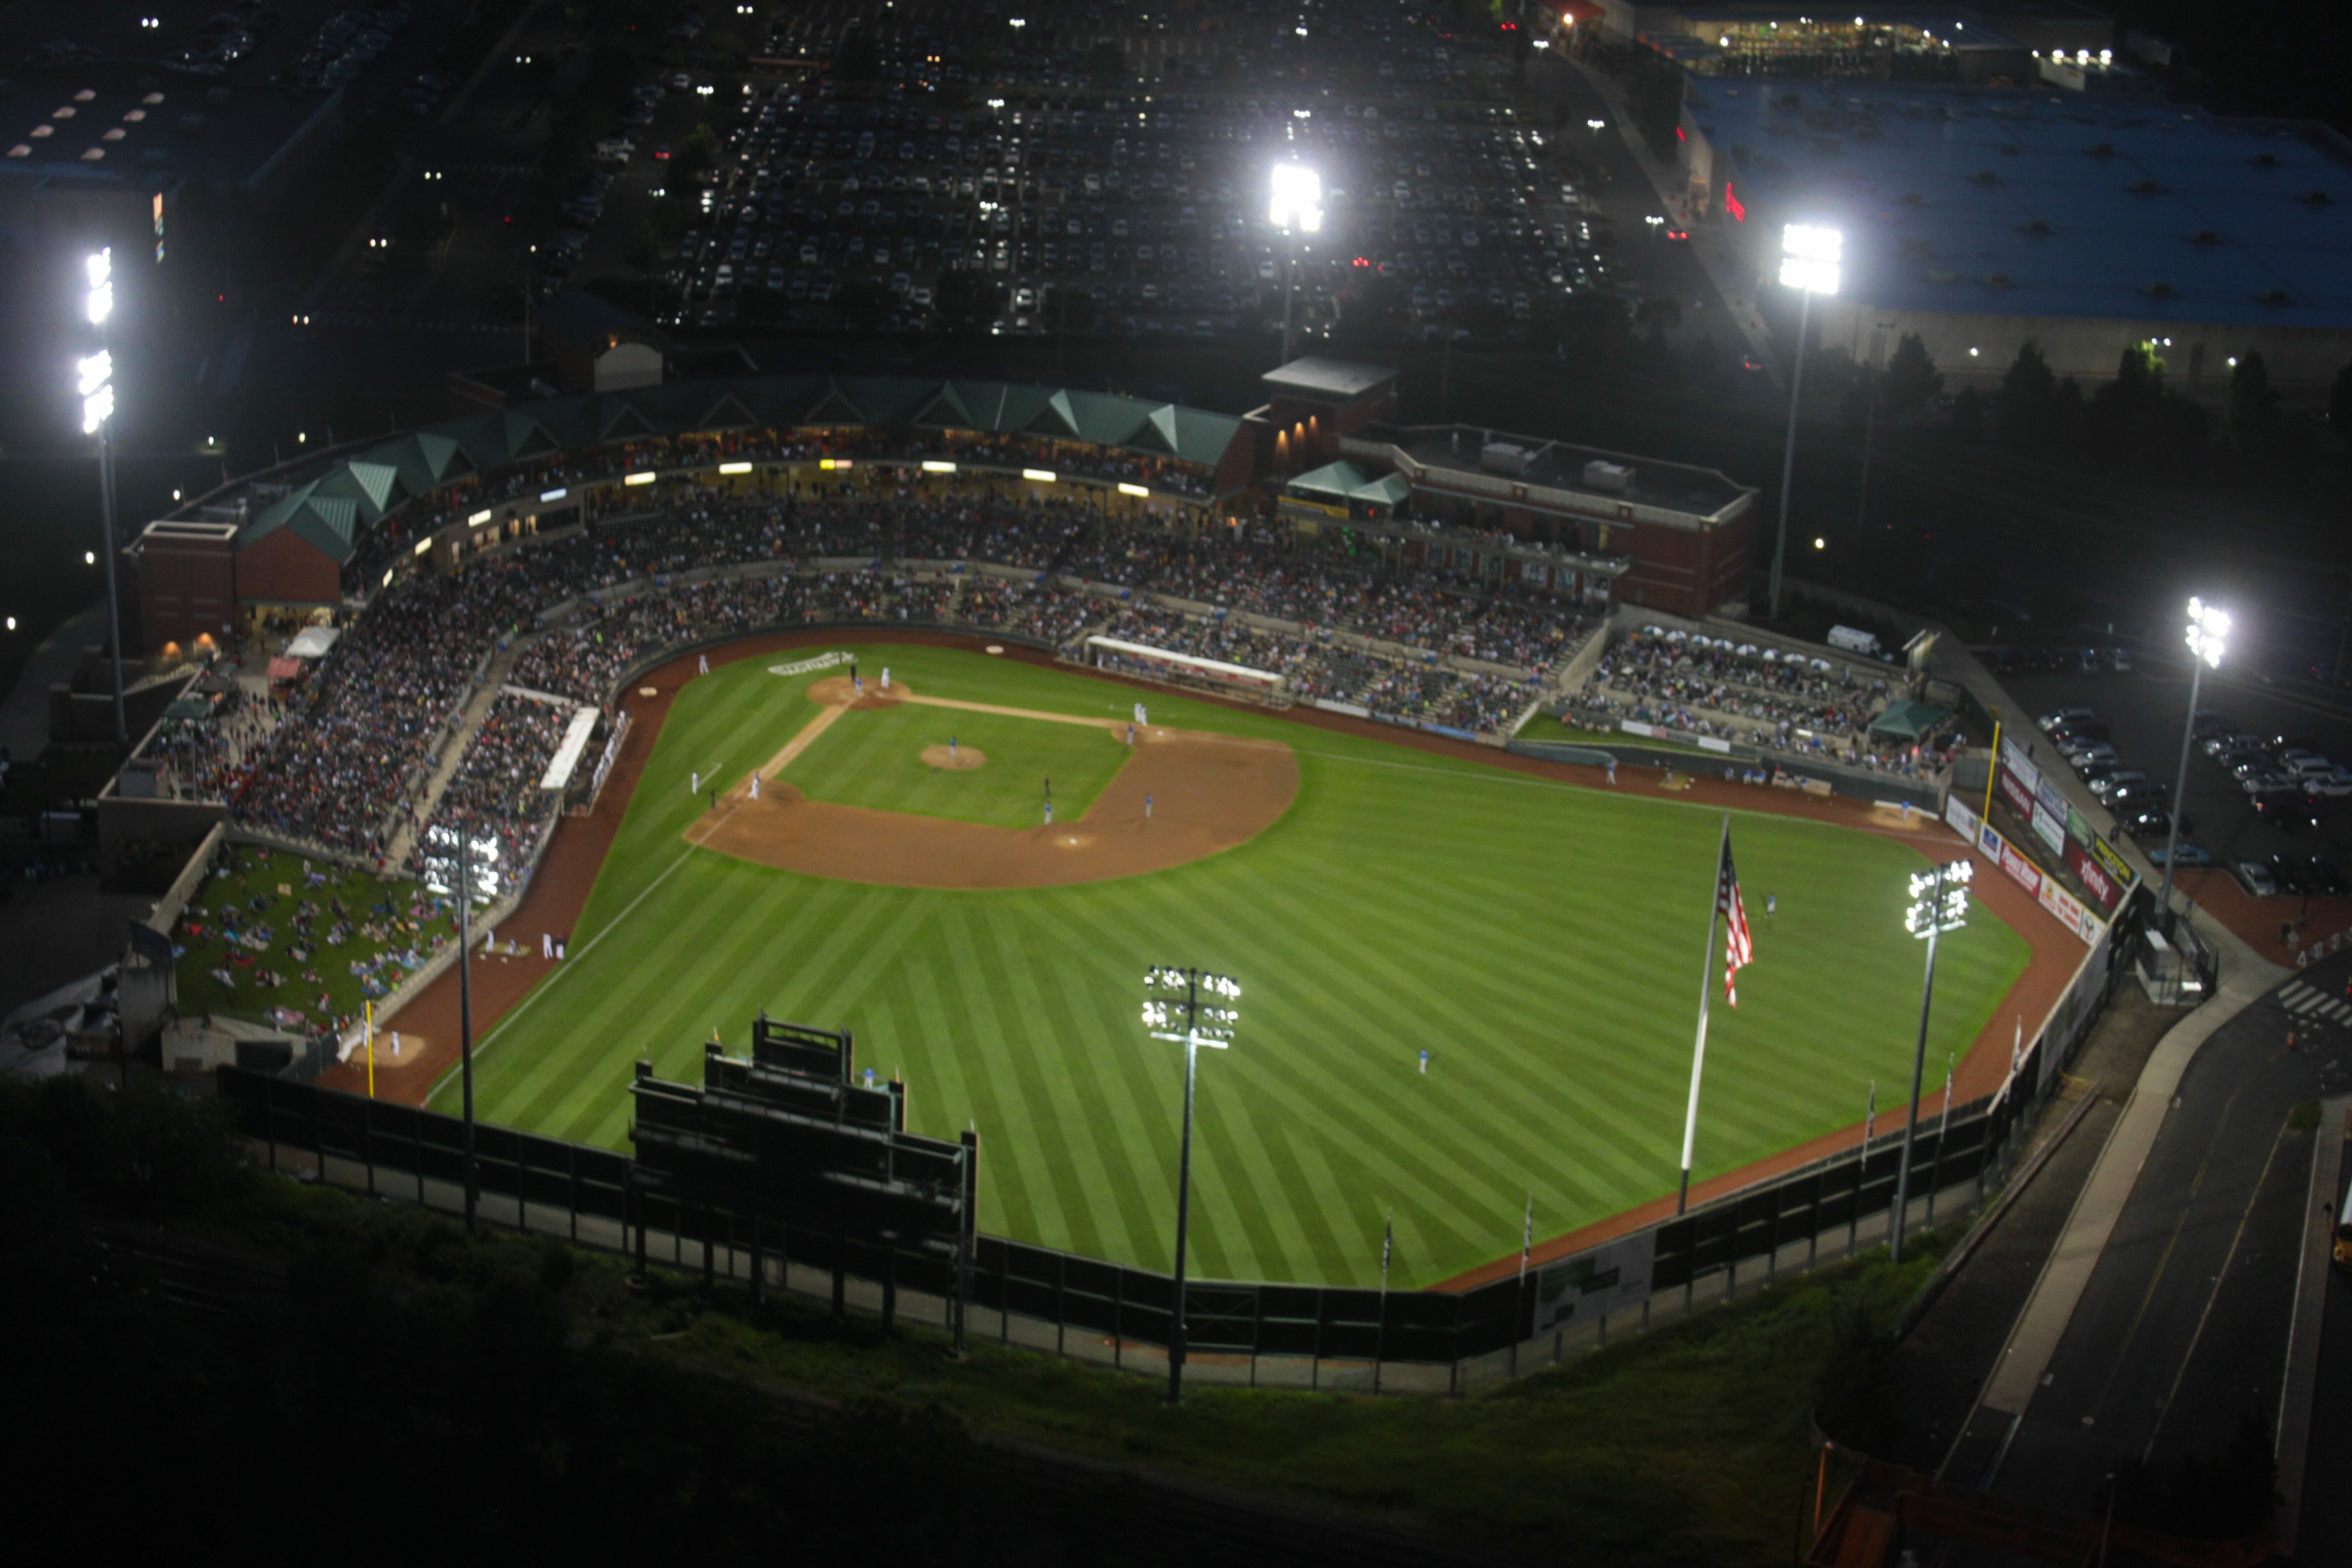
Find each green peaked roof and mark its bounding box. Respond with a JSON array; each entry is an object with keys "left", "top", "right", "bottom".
[
  {"left": 199, "top": 374, "right": 1263, "bottom": 579},
  {"left": 910, "top": 382, "right": 974, "bottom": 428}
]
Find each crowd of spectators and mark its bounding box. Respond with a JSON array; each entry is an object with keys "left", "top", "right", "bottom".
[
  {"left": 404, "top": 692, "right": 576, "bottom": 892},
  {"left": 142, "top": 688, "right": 288, "bottom": 803},
  {"left": 237, "top": 488, "right": 1614, "bottom": 860},
  {"left": 237, "top": 567, "right": 539, "bottom": 856},
  {"left": 1572, "top": 629, "right": 1896, "bottom": 765}
]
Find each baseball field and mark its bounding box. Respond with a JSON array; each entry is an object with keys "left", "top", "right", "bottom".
[{"left": 433, "top": 641, "right": 2031, "bottom": 1289}]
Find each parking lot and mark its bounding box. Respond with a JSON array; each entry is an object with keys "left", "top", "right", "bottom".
[
  {"left": 545, "top": 0, "right": 1622, "bottom": 339},
  {"left": 2000, "top": 659, "right": 2352, "bottom": 931}
]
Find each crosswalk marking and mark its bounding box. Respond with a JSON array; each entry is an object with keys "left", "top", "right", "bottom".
[
  {"left": 2326, "top": 1001, "right": 2352, "bottom": 1024},
  {"left": 2282, "top": 981, "right": 2322, "bottom": 1014}
]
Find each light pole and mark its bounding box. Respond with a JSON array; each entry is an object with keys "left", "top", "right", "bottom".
[
  {"left": 1769, "top": 223, "right": 1841, "bottom": 623},
  {"left": 427, "top": 820, "right": 500, "bottom": 1228},
  {"left": 2158, "top": 598, "right": 2228, "bottom": 934},
  {"left": 1892, "top": 857, "right": 1971, "bottom": 1263},
  {"left": 79, "top": 248, "right": 127, "bottom": 744},
  {"left": 1142, "top": 963, "right": 1239, "bottom": 1404},
  {"left": 1268, "top": 162, "right": 1322, "bottom": 363}
]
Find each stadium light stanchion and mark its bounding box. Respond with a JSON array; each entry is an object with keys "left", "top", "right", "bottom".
[
  {"left": 1769, "top": 224, "right": 1841, "bottom": 624},
  {"left": 2159, "top": 599, "right": 2228, "bottom": 935},
  {"left": 459, "top": 822, "right": 478, "bottom": 1231},
  {"left": 1143, "top": 964, "right": 1239, "bottom": 1404},
  {"left": 1892, "top": 859, "right": 1971, "bottom": 1264},
  {"left": 79, "top": 248, "right": 127, "bottom": 745},
  {"left": 1268, "top": 162, "right": 1322, "bottom": 363}
]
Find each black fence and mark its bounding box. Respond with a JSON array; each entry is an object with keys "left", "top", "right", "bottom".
[{"left": 218, "top": 1057, "right": 2040, "bottom": 1382}]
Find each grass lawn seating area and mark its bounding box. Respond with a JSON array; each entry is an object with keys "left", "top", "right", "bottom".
[
  {"left": 427, "top": 641, "right": 2031, "bottom": 1290},
  {"left": 174, "top": 844, "right": 457, "bottom": 1036}
]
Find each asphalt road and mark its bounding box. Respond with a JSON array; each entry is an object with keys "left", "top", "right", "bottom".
[
  {"left": 2297, "top": 1155, "right": 2352, "bottom": 1551},
  {"left": 1985, "top": 951, "right": 2352, "bottom": 1521}
]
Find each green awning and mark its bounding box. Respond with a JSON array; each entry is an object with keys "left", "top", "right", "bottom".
[{"left": 1868, "top": 700, "right": 1950, "bottom": 741}]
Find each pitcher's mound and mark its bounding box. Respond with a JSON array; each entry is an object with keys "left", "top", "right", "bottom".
[{"left": 921, "top": 744, "right": 987, "bottom": 771}]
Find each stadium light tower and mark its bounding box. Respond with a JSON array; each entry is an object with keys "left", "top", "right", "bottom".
[
  {"left": 425, "top": 821, "right": 501, "bottom": 1228},
  {"left": 2159, "top": 598, "right": 2228, "bottom": 932},
  {"left": 79, "top": 248, "right": 127, "bottom": 744},
  {"left": 1268, "top": 162, "right": 1322, "bottom": 362},
  {"left": 1141, "top": 964, "right": 1239, "bottom": 1404},
  {"left": 1891, "top": 858, "right": 1970, "bottom": 1263},
  {"left": 1768, "top": 223, "right": 1841, "bottom": 624}
]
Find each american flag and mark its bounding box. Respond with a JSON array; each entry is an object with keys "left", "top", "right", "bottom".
[{"left": 1717, "top": 836, "right": 1755, "bottom": 1006}]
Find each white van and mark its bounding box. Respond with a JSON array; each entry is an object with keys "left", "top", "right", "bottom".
[{"left": 1827, "top": 625, "right": 1883, "bottom": 658}]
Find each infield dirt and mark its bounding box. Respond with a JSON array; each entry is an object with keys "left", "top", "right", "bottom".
[{"left": 687, "top": 675, "right": 1298, "bottom": 889}]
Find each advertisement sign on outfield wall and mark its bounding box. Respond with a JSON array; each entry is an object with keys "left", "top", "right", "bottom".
[
  {"left": 1945, "top": 794, "right": 1981, "bottom": 842},
  {"left": 2063, "top": 838, "right": 2125, "bottom": 914},
  {"left": 1531, "top": 1227, "right": 1657, "bottom": 1334},
  {"left": 2030, "top": 800, "right": 2068, "bottom": 856}
]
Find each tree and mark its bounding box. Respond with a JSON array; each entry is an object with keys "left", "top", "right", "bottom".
[
  {"left": 1633, "top": 294, "right": 1681, "bottom": 338},
  {"left": 1881, "top": 332, "right": 1942, "bottom": 415},
  {"left": 675, "top": 121, "right": 719, "bottom": 181},
  {"left": 1686, "top": 330, "right": 1734, "bottom": 396},
  {"left": 2224, "top": 351, "right": 2282, "bottom": 447},
  {"left": 1993, "top": 342, "right": 2089, "bottom": 453}
]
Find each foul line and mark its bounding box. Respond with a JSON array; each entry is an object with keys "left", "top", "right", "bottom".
[
  {"left": 902, "top": 692, "right": 1127, "bottom": 730},
  {"left": 425, "top": 842, "right": 700, "bottom": 1108}
]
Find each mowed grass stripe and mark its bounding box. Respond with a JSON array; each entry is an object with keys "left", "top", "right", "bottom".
[{"left": 464, "top": 643, "right": 2032, "bottom": 1287}]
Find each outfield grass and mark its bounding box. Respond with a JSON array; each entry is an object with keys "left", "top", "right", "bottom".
[
  {"left": 789, "top": 699, "right": 1133, "bottom": 829},
  {"left": 443, "top": 643, "right": 2031, "bottom": 1289}
]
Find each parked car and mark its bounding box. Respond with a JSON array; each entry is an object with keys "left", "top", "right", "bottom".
[
  {"left": 2147, "top": 841, "right": 2211, "bottom": 868},
  {"left": 2067, "top": 743, "right": 2120, "bottom": 772},
  {"left": 2254, "top": 791, "right": 2319, "bottom": 831},
  {"left": 2107, "top": 780, "right": 2168, "bottom": 808},
  {"left": 2038, "top": 707, "right": 2096, "bottom": 732},
  {"left": 2236, "top": 860, "right": 2278, "bottom": 897},
  {"left": 2267, "top": 854, "right": 2310, "bottom": 896},
  {"left": 2304, "top": 768, "right": 2352, "bottom": 798},
  {"left": 2121, "top": 807, "right": 2178, "bottom": 838},
  {"left": 2089, "top": 769, "right": 2148, "bottom": 800}
]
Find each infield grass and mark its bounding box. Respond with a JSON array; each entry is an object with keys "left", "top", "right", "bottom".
[
  {"left": 788, "top": 700, "right": 1132, "bottom": 829},
  {"left": 441, "top": 643, "right": 2032, "bottom": 1289}
]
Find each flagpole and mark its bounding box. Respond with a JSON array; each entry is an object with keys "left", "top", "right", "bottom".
[
  {"left": 1512, "top": 1192, "right": 1532, "bottom": 1376},
  {"left": 1374, "top": 1215, "right": 1392, "bottom": 1394},
  {"left": 1677, "top": 814, "right": 1730, "bottom": 1215}
]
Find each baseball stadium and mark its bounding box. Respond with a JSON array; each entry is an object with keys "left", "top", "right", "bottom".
[{"left": 114, "top": 365, "right": 2114, "bottom": 1369}]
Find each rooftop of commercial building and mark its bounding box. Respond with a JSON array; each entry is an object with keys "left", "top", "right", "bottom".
[
  {"left": 0, "top": 68, "right": 335, "bottom": 188},
  {"left": 1691, "top": 79, "right": 2352, "bottom": 328},
  {"left": 1356, "top": 424, "right": 1754, "bottom": 519},
  {"left": 1260, "top": 356, "right": 1399, "bottom": 404}
]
